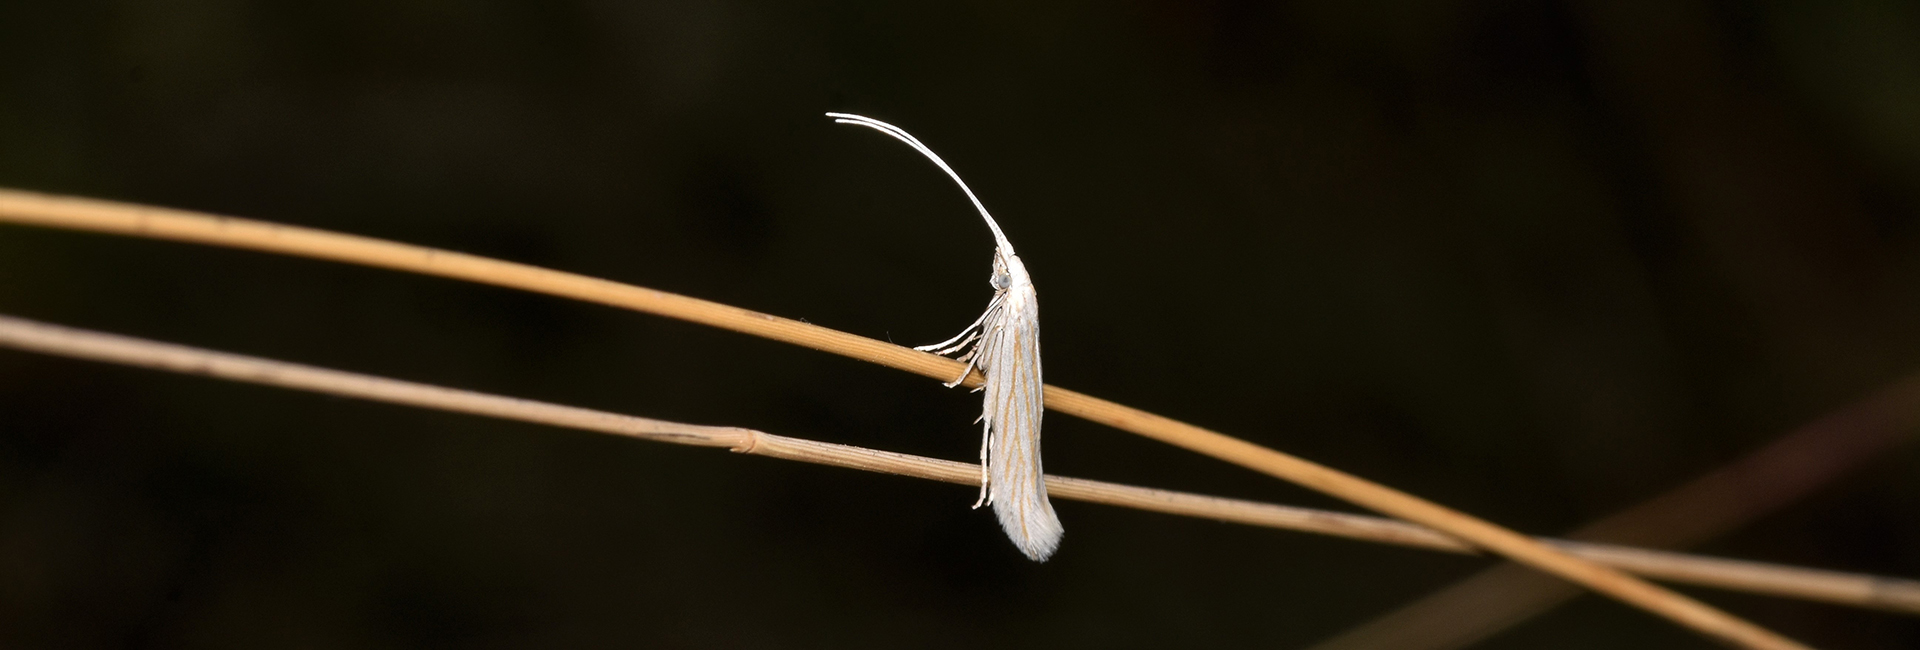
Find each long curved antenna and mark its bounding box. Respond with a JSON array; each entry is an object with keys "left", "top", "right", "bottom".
[{"left": 826, "top": 112, "right": 1014, "bottom": 253}]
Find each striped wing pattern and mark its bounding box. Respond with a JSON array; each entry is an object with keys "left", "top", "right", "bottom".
[
  {"left": 824, "top": 112, "right": 1062, "bottom": 561},
  {"left": 976, "top": 258, "right": 1063, "bottom": 561}
]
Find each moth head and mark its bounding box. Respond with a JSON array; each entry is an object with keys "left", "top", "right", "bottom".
[{"left": 990, "top": 254, "right": 1013, "bottom": 290}]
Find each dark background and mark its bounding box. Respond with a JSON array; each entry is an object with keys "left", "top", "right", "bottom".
[{"left": 4, "top": 1, "right": 1920, "bottom": 648}]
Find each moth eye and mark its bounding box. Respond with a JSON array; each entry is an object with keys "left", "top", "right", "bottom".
[{"left": 991, "top": 272, "right": 1011, "bottom": 290}]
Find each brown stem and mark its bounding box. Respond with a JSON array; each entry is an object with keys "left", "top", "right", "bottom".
[{"left": 0, "top": 188, "right": 1813, "bottom": 650}]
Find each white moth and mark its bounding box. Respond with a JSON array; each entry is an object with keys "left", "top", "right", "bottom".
[{"left": 828, "top": 112, "right": 1064, "bottom": 561}]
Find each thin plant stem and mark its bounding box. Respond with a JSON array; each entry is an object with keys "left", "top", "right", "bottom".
[
  {"left": 0, "top": 313, "right": 1915, "bottom": 617},
  {"left": 1310, "top": 372, "right": 1920, "bottom": 650},
  {"left": 0, "top": 188, "right": 1811, "bottom": 650}
]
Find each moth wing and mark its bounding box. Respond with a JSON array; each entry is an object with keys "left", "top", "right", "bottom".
[{"left": 983, "top": 282, "right": 1062, "bottom": 561}]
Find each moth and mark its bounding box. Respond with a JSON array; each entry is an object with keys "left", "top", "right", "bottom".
[{"left": 828, "top": 112, "right": 1064, "bottom": 561}]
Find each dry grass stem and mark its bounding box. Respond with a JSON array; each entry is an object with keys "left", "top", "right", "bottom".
[
  {"left": 1311, "top": 372, "right": 1920, "bottom": 650},
  {"left": 1, "top": 312, "right": 1915, "bottom": 619},
  {"left": 1549, "top": 541, "right": 1920, "bottom": 615},
  {"left": 0, "top": 188, "right": 1812, "bottom": 649}
]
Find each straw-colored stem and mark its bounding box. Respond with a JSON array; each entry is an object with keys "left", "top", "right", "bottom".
[
  {"left": 0, "top": 313, "right": 1914, "bottom": 618},
  {"left": 0, "top": 188, "right": 1810, "bottom": 650},
  {"left": 4, "top": 312, "right": 1916, "bottom": 616},
  {"left": 1311, "top": 372, "right": 1920, "bottom": 650},
  {"left": 1548, "top": 541, "right": 1920, "bottom": 615}
]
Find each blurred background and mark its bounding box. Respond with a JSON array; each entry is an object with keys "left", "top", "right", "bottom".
[{"left": 4, "top": 1, "right": 1920, "bottom": 648}]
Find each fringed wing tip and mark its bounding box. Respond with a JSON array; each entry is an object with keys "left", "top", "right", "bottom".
[{"left": 993, "top": 500, "right": 1064, "bottom": 562}]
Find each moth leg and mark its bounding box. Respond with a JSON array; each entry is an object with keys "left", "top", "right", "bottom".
[
  {"left": 919, "top": 330, "right": 979, "bottom": 357},
  {"left": 914, "top": 326, "right": 979, "bottom": 355},
  {"left": 944, "top": 353, "right": 981, "bottom": 388},
  {"left": 971, "top": 423, "right": 992, "bottom": 508},
  {"left": 923, "top": 328, "right": 982, "bottom": 387},
  {"left": 913, "top": 294, "right": 1006, "bottom": 354}
]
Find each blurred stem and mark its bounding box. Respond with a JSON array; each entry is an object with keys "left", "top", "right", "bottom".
[
  {"left": 1310, "top": 372, "right": 1920, "bottom": 650},
  {"left": 1311, "top": 0, "right": 1920, "bottom": 646},
  {"left": 0, "top": 188, "right": 1810, "bottom": 650}
]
